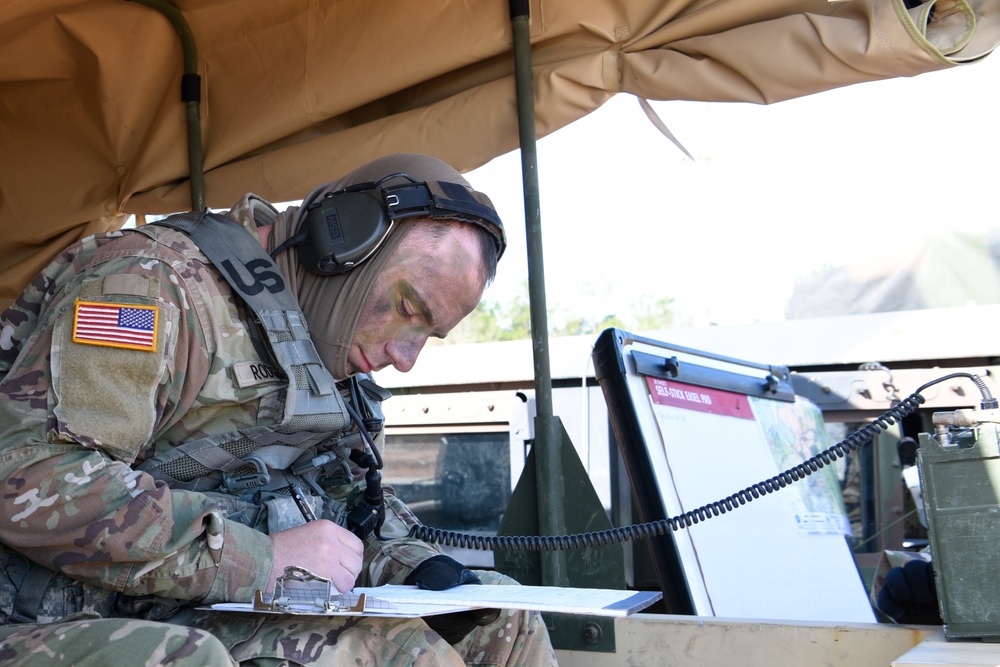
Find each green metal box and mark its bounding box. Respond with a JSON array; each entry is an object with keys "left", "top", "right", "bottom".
[{"left": 918, "top": 413, "right": 1000, "bottom": 641}]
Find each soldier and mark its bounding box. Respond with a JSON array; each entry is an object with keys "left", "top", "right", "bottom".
[{"left": 0, "top": 154, "right": 557, "bottom": 665}]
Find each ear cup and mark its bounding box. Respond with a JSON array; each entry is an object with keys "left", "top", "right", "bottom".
[{"left": 297, "top": 191, "right": 391, "bottom": 275}]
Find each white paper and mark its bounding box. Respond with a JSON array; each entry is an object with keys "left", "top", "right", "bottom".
[{"left": 208, "top": 584, "right": 661, "bottom": 618}]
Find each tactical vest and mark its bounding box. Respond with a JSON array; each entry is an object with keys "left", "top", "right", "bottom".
[{"left": 133, "top": 211, "right": 388, "bottom": 508}]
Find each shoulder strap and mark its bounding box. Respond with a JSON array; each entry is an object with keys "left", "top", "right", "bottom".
[
  {"left": 136, "top": 212, "right": 355, "bottom": 492},
  {"left": 157, "top": 212, "right": 338, "bottom": 404},
  {"left": 3, "top": 549, "right": 56, "bottom": 624}
]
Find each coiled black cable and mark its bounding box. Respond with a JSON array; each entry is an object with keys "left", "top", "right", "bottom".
[{"left": 408, "top": 372, "right": 993, "bottom": 551}]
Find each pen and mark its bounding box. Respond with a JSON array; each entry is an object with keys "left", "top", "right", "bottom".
[{"left": 289, "top": 482, "right": 318, "bottom": 522}]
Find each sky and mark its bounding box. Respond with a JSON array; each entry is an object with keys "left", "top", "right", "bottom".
[{"left": 461, "top": 51, "right": 1000, "bottom": 328}]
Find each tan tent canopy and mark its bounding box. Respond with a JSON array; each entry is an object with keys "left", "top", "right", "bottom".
[{"left": 1, "top": 0, "right": 997, "bottom": 306}]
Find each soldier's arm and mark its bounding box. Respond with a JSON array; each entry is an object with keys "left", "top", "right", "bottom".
[{"left": 0, "top": 249, "right": 272, "bottom": 604}]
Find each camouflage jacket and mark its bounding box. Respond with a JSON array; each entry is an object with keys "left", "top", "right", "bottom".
[{"left": 0, "top": 203, "right": 442, "bottom": 620}]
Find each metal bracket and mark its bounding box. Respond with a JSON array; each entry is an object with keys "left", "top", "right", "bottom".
[
  {"left": 544, "top": 612, "right": 616, "bottom": 653},
  {"left": 253, "top": 566, "right": 366, "bottom": 614}
]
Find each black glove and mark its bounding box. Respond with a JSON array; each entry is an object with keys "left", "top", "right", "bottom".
[
  {"left": 421, "top": 608, "right": 502, "bottom": 645},
  {"left": 876, "top": 559, "right": 942, "bottom": 625},
  {"left": 404, "top": 555, "right": 501, "bottom": 644},
  {"left": 404, "top": 555, "right": 481, "bottom": 591}
]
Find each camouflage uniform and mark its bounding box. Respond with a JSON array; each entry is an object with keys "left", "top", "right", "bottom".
[{"left": 0, "top": 201, "right": 555, "bottom": 665}]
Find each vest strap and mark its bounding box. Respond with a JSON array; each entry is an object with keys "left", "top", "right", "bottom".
[{"left": 134, "top": 212, "right": 373, "bottom": 492}]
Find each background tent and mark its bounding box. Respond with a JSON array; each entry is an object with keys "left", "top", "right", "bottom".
[
  {"left": 787, "top": 229, "right": 1000, "bottom": 318},
  {"left": 1, "top": 0, "right": 998, "bottom": 308}
]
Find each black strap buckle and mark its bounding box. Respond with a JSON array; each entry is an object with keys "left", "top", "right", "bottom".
[{"left": 222, "top": 454, "right": 271, "bottom": 492}]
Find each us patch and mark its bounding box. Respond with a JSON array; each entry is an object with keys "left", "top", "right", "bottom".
[{"left": 72, "top": 300, "right": 159, "bottom": 352}]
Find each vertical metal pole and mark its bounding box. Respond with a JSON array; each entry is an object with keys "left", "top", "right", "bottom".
[
  {"left": 509, "top": 0, "right": 552, "bottom": 421},
  {"left": 133, "top": 0, "right": 206, "bottom": 212},
  {"left": 509, "top": 0, "right": 568, "bottom": 585}
]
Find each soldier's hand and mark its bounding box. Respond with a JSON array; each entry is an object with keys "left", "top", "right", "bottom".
[
  {"left": 422, "top": 608, "right": 502, "bottom": 645},
  {"left": 404, "top": 554, "right": 481, "bottom": 590},
  {"left": 269, "top": 520, "right": 364, "bottom": 593},
  {"left": 404, "top": 556, "right": 500, "bottom": 644},
  {"left": 876, "top": 559, "right": 942, "bottom": 625}
]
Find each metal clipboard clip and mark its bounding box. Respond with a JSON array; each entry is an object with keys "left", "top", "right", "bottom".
[{"left": 253, "top": 566, "right": 367, "bottom": 614}]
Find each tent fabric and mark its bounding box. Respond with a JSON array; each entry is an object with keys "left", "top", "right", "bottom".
[{"left": 1, "top": 0, "right": 998, "bottom": 307}]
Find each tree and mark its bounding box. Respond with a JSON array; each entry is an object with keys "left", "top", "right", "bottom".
[
  {"left": 442, "top": 282, "right": 675, "bottom": 344},
  {"left": 444, "top": 290, "right": 532, "bottom": 343},
  {"left": 632, "top": 295, "right": 676, "bottom": 331}
]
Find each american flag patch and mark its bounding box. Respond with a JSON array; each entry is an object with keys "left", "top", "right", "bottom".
[{"left": 72, "top": 300, "right": 159, "bottom": 352}]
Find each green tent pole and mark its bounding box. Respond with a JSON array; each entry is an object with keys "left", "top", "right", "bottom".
[
  {"left": 509, "top": 0, "right": 569, "bottom": 585},
  {"left": 133, "top": 0, "right": 206, "bottom": 212}
]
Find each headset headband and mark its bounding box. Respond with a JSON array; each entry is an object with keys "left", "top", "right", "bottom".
[
  {"left": 293, "top": 177, "right": 505, "bottom": 276},
  {"left": 376, "top": 180, "right": 506, "bottom": 258}
]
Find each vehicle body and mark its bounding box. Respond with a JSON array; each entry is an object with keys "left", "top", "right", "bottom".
[{"left": 373, "top": 305, "right": 1000, "bottom": 666}]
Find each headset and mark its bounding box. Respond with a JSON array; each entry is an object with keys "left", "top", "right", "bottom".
[{"left": 273, "top": 173, "right": 506, "bottom": 276}]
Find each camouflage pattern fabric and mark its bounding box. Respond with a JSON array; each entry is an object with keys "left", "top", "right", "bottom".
[
  {"left": 0, "top": 221, "right": 276, "bottom": 613},
  {"left": 0, "top": 575, "right": 555, "bottom": 667},
  {"left": 0, "top": 201, "right": 555, "bottom": 665},
  {"left": 184, "top": 571, "right": 554, "bottom": 666},
  {"left": 0, "top": 615, "right": 237, "bottom": 666}
]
